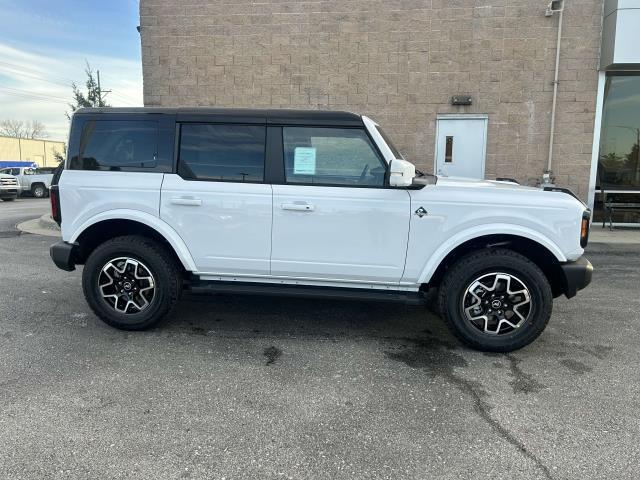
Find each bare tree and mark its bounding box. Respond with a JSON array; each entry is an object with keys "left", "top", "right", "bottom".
[
  {"left": 27, "top": 120, "right": 47, "bottom": 139},
  {"left": 0, "top": 119, "right": 48, "bottom": 139}
]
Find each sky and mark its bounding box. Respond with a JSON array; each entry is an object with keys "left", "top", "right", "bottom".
[{"left": 0, "top": 0, "right": 143, "bottom": 141}]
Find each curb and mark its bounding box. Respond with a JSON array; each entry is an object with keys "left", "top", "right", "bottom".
[
  {"left": 38, "top": 213, "right": 59, "bottom": 231},
  {"left": 17, "top": 214, "right": 61, "bottom": 238}
]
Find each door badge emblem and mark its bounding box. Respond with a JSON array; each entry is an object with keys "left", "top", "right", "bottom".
[{"left": 415, "top": 207, "right": 428, "bottom": 218}]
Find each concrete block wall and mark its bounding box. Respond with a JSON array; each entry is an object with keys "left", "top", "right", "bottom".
[{"left": 140, "top": 0, "right": 603, "bottom": 199}]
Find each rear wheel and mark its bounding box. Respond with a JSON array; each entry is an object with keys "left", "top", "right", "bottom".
[
  {"left": 82, "top": 235, "right": 181, "bottom": 330},
  {"left": 31, "top": 183, "right": 47, "bottom": 198},
  {"left": 438, "top": 248, "right": 553, "bottom": 352}
]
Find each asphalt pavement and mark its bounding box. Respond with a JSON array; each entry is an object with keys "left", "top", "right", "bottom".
[{"left": 1, "top": 198, "right": 639, "bottom": 479}]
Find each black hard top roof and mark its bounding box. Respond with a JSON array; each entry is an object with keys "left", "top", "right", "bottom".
[{"left": 74, "top": 107, "right": 363, "bottom": 126}]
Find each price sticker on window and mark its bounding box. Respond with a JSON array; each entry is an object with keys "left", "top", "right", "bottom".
[{"left": 293, "top": 147, "right": 316, "bottom": 175}]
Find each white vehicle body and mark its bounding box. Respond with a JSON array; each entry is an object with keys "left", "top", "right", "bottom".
[
  {"left": 49, "top": 107, "right": 592, "bottom": 351},
  {"left": 58, "top": 170, "right": 586, "bottom": 291},
  {"left": 56, "top": 114, "right": 586, "bottom": 292}
]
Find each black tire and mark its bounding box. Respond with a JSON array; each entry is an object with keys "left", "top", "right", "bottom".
[
  {"left": 31, "top": 183, "right": 46, "bottom": 198},
  {"left": 438, "top": 248, "right": 553, "bottom": 352},
  {"left": 1, "top": 197, "right": 16, "bottom": 202},
  {"left": 82, "top": 235, "right": 181, "bottom": 330}
]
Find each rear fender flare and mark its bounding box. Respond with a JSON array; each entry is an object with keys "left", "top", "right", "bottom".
[{"left": 68, "top": 209, "right": 197, "bottom": 272}]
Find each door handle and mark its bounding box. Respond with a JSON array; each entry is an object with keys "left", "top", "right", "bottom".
[
  {"left": 281, "top": 202, "right": 315, "bottom": 212},
  {"left": 170, "top": 196, "right": 202, "bottom": 206}
]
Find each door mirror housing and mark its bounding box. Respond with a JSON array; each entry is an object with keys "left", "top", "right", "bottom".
[{"left": 388, "top": 159, "right": 416, "bottom": 187}]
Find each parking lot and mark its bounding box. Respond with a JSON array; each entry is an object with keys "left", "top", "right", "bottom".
[{"left": 1, "top": 198, "right": 638, "bottom": 479}]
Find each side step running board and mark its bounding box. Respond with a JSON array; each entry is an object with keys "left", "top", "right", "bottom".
[{"left": 187, "top": 281, "right": 426, "bottom": 305}]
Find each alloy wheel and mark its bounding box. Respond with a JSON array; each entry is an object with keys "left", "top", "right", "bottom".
[
  {"left": 461, "top": 272, "right": 532, "bottom": 335},
  {"left": 98, "top": 257, "right": 156, "bottom": 314}
]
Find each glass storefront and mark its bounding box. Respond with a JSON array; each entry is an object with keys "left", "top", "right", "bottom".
[{"left": 595, "top": 73, "right": 640, "bottom": 225}]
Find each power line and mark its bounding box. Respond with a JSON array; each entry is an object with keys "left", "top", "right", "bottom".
[
  {"left": 0, "top": 85, "right": 69, "bottom": 102},
  {"left": 0, "top": 66, "right": 73, "bottom": 89},
  {"left": 0, "top": 64, "right": 141, "bottom": 107},
  {"left": 0, "top": 89, "right": 70, "bottom": 105},
  {"left": 0, "top": 60, "right": 77, "bottom": 86}
]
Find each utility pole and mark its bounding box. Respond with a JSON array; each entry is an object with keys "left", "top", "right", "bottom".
[{"left": 96, "top": 70, "right": 111, "bottom": 106}]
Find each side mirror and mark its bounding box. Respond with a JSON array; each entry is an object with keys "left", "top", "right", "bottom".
[{"left": 389, "top": 159, "right": 416, "bottom": 187}]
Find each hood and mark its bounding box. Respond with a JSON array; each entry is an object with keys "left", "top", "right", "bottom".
[
  {"left": 416, "top": 175, "right": 587, "bottom": 213},
  {"left": 435, "top": 176, "right": 539, "bottom": 192}
]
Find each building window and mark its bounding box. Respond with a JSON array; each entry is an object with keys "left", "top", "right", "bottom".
[
  {"left": 445, "top": 136, "right": 454, "bottom": 163},
  {"left": 596, "top": 73, "right": 640, "bottom": 224},
  {"left": 598, "top": 74, "right": 640, "bottom": 190},
  {"left": 178, "top": 124, "right": 266, "bottom": 182}
]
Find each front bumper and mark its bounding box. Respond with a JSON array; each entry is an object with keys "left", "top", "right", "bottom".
[
  {"left": 50, "top": 241, "right": 76, "bottom": 271},
  {"left": 0, "top": 188, "right": 18, "bottom": 198},
  {"left": 560, "top": 256, "right": 593, "bottom": 298}
]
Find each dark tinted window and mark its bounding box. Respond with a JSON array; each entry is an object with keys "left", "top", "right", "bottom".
[
  {"left": 178, "top": 124, "right": 265, "bottom": 182},
  {"left": 71, "top": 120, "right": 157, "bottom": 170},
  {"left": 283, "top": 127, "right": 386, "bottom": 186}
]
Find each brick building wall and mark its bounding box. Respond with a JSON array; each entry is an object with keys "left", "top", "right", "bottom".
[{"left": 139, "top": 0, "right": 603, "bottom": 199}]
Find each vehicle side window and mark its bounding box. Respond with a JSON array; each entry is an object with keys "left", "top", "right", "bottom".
[
  {"left": 178, "top": 124, "right": 266, "bottom": 182},
  {"left": 13, "top": 168, "right": 21, "bottom": 176},
  {"left": 282, "top": 127, "right": 386, "bottom": 187},
  {"left": 70, "top": 120, "right": 157, "bottom": 171}
]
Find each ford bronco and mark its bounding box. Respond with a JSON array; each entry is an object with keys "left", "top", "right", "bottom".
[{"left": 49, "top": 108, "right": 592, "bottom": 351}]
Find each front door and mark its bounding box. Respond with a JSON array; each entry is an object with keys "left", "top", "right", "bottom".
[
  {"left": 435, "top": 115, "right": 488, "bottom": 179},
  {"left": 271, "top": 126, "right": 411, "bottom": 284},
  {"left": 160, "top": 123, "right": 272, "bottom": 276}
]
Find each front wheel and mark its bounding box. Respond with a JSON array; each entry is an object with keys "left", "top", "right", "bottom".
[
  {"left": 82, "top": 235, "right": 181, "bottom": 330},
  {"left": 438, "top": 249, "right": 553, "bottom": 352}
]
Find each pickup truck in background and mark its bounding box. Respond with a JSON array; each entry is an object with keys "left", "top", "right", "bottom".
[
  {"left": 0, "top": 173, "right": 20, "bottom": 201},
  {"left": 0, "top": 166, "right": 54, "bottom": 198}
]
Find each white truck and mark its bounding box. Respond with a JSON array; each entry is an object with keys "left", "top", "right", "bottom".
[
  {"left": 0, "top": 166, "right": 54, "bottom": 198},
  {"left": 49, "top": 108, "right": 592, "bottom": 352},
  {"left": 0, "top": 173, "right": 20, "bottom": 201}
]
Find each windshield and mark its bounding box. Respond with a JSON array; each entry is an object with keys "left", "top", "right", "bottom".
[{"left": 375, "top": 126, "right": 403, "bottom": 159}]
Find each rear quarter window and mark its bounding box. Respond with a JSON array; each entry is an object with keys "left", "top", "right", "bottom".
[{"left": 69, "top": 120, "right": 158, "bottom": 171}]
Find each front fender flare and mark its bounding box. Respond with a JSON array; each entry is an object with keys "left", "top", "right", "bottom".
[
  {"left": 68, "top": 209, "right": 197, "bottom": 272},
  {"left": 417, "top": 223, "right": 567, "bottom": 285}
]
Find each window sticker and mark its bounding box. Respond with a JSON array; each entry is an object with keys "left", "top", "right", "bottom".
[{"left": 293, "top": 147, "right": 316, "bottom": 175}]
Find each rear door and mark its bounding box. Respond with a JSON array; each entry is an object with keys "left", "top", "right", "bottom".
[
  {"left": 160, "top": 122, "right": 272, "bottom": 276},
  {"left": 270, "top": 126, "right": 411, "bottom": 284}
]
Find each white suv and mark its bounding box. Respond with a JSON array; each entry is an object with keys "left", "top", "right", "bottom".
[{"left": 49, "top": 108, "right": 592, "bottom": 352}]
